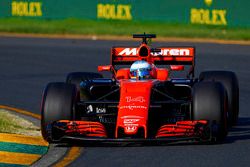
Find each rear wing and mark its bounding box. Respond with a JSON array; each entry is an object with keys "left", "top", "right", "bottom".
[{"left": 111, "top": 47, "right": 195, "bottom": 66}]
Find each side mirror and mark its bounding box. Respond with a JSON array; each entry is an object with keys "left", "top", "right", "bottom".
[
  {"left": 98, "top": 65, "right": 112, "bottom": 72},
  {"left": 170, "top": 65, "right": 185, "bottom": 71}
]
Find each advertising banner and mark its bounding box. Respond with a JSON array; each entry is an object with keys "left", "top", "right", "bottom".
[{"left": 0, "top": 0, "right": 249, "bottom": 28}]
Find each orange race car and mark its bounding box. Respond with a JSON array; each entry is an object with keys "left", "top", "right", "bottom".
[{"left": 41, "top": 34, "right": 239, "bottom": 144}]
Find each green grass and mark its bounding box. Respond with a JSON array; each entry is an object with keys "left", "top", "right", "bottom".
[
  {"left": 0, "top": 18, "right": 250, "bottom": 40},
  {"left": 0, "top": 109, "right": 39, "bottom": 135}
]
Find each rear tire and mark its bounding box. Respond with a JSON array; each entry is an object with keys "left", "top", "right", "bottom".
[
  {"left": 192, "top": 82, "right": 228, "bottom": 142},
  {"left": 41, "top": 82, "right": 78, "bottom": 142},
  {"left": 199, "top": 71, "right": 239, "bottom": 126}
]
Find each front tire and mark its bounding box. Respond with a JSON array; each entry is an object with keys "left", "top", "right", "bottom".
[
  {"left": 41, "top": 82, "right": 78, "bottom": 142},
  {"left": 192, "top": 82, "right": 228, "bottom": 142},
  {"left": 199, "top": 71, "right": 239, "bottom": 126}
]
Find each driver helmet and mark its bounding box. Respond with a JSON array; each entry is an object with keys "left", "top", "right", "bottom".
[{"left": 130, "top": 60, "right": 152, "bottom": 80}]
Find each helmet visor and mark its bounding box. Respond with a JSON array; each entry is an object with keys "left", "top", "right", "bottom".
[{"left": 131, "top": 68, "right": 151, "bottom": 79}]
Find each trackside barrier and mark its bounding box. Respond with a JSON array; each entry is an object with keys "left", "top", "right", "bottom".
[{"left": 0, "top": 0, "right": 250, "bottom": 27}]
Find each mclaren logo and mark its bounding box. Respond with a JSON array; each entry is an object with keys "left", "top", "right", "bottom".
[
  {"left": 118, "top": 48, "right": 137, "bottom": 56},
  {"left": 118, "top": 48, "right": 191, "bottom": 56}
]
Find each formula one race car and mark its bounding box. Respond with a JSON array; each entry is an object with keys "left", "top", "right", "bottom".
[{"left": 41, "top": 34, "right": 239, "bottom": 144}]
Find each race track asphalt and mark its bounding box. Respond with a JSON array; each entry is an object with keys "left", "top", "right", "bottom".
[{"left": 0, "top": 36, "right": 250, "bottom": 167}]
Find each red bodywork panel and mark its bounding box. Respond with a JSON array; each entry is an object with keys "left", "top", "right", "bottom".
[
  {"left": 115, "top": 80, "right": 157, "bottom": 138},
  {"left": 116, "top": 68, "right": 130, "bottom": 80}
]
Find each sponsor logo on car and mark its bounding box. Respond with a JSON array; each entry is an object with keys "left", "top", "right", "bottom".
[
  {"left": 119, "top": 105, "right": 147, "bottom": 110},
  {"left": 86, "top": 105, "right": 94, "bottom": 114},
  {"left": 125, "top": 96, "right": 145, "bottom": 103},
  {"left": 118, "top": 48, "right": 137, "bottom": 56},
  {"left": 96, "top": 107, "right": 106, "bottom": 114},
  {"left": 123, "top": 118, "right": 140, "bottom": 124},
  {"left": 121, "top": 116, "right": 143, "bottom": 133},
  {"left": 152, "top": 49, "right": 191, "bottom": 56},
  {"left": 86, "top": 105, "right": 106, "bottom": 114},
  {"left": 121, "top": 115, "right": 144, "bottom": 119},
  {"left": 118, "top": 48, "right": 191, "bottom": 56},
  {"left": 125, "top": 125, "right": 137, "bottom": 132},
  {"left": 121, "top": 115, "right": 143, "bottom": 124}
]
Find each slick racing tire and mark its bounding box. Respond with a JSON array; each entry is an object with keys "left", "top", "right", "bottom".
[
  {"left": 192, "top": 82, "right": 228, "bottom": 142},
  {"left": 199, "top": 71, "right": 239, "bottom": 126},
  {"left": 41, "top": 82, "right": 78, "bottom": 142},
  {"left": 66, "top": 72, "right": 103, "bottom": 91}
]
